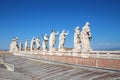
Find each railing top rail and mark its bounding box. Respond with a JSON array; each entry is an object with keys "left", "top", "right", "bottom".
[
  {"left": 90, "top": 51, "right": 120, "bottom": 53},
  {"left": 20, "top": 50, "right": 120, "bottom": 53}
]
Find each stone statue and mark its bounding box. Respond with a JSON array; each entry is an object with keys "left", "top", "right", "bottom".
[
  {"left": 73, "top": 26, "right": 81, "bottom": 51},
  {"left": 30, "top": 37, "right": 35, "bottom": 51},
  {"left": 58, "top": 30, "right": 69, "bottom": 51},
  {"left": 49, "top": 30, "right": 59, "bottom": 51},
  {"left": 9, "top": 39, "right": 14, "bottom": 52},
  {"left": 36, "top": 36, "right": 41, "bottom": 50},
  {"left": 81, "top": 22, "right": 92, "bottom": 52},
  {"left": 25, "top": 40, "right": 28, "bottom": 51},
  {"left": 19, "top": 41, "right": 23, "bottom": 51},
  {"left": 9, "top": 37, "right": 19, "bottom": 52},
  {"left": 42, "top": 34, "right": 49, "bottom": 51}
]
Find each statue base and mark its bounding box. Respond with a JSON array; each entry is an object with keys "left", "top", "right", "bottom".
[
  {"left": 58, "top": 48, "right": 65, "bottom": 51},
  {"left": 72, "top": 48, "right": 81, "bottom": 52},
  {"left": 81, "top": 52, "right": 90, "bottom": 58}
]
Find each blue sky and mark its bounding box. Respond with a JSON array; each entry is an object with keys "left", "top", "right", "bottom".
[{"left": 0, "top": 0, "right": 120, "bottom": 50}]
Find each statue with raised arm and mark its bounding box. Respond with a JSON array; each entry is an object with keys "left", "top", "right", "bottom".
[
  {"left": 30, "top": 37, "right": 35, "bottom": 51},
  {"left": 49, "top": 30, "right": 58, "bottom": 51},
  {"left": 73, "top": 26, "right": 81, "bottom": 51},
  {"left": 42, "top": 34, "right": 49, "bottom": 51},
  {"left": 36, "top": 36, "right": 41, "bottom": 50},
  {"left": 58, "top": 30, "right": 69, "bottom": 51},
  {"left": 19, "top": 41, "right": 23, "bottom": 51},
  {"left": 81, "top": 22, "right": 92, "bottom": 52},
  {"left": 25, "top": 40, "right": 28, "bottom": 51}
]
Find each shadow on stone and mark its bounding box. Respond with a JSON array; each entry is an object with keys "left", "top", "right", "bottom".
[{"left": 0, "top": 63, "right": 7, "bottom": 69}]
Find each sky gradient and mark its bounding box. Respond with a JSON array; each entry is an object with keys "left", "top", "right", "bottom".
[{"left": 0, "top": 0, "right": 120, "bottom": 50}]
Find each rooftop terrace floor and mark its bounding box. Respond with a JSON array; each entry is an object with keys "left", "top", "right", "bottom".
[{"left": 0, "top": 52, "right": 120, "bottom": 80}]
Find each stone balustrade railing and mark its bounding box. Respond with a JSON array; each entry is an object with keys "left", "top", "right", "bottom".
[
  {"left": 16, "top": 50, "right": 120, "bottom": 59},
  {"left": 13, "top": 50, "right": 120, "bottom": 70},
  {"left": 90, "top": 51, "right": 120, "bottom": 59}
]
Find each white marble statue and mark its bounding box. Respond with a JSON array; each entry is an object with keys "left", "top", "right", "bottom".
[
  {"left": 49, "top": 30, "right": 59, "bottom": 51},
  {"left": 42, "top": 34, "right": 49, "bottom": 51},
  {"left": 25, "top": 40, "right": 28, "bottom": 51},
  {"left": 30, "top": 37, "right": 36, "bottom": 51},
  {"left": 19, "top": 41, "right": 23, "bottom": 51},
  {"left": 36, "top": 36, "right": 41, "bottom": 50},
  {"left": 81, "top": 22, "right": 92, "bottom": 52},
  {"left": 58, "top": 30, "right": 69, "bottom": 51},
  {"left": 9, "top": 39, "right": 14, "bottom": 52},
  {"left": 9, "top": 37, "right": 19, "bottom": 52},
  {"left": 73, "top": 26, "right": 81, "bottom": 51}
]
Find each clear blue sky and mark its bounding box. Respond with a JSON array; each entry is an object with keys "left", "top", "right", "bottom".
[{"left": 0, "top": 0, "right": 120, "bottom": 50}]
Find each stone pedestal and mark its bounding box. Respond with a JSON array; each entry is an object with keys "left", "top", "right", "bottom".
[{"left": 49, "top": 48, "right": 56, "bottom": 52}]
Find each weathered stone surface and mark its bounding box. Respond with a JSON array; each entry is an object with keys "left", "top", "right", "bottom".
[
  {"left": 58, "top": 30, "right": 68, "bottom": 51},
  {"left": 9, "top": 22, "right": 93, "bottom": 53},
  {"left": 30, "top": 37, "right": 35, "bottom": 51},
  {"left": 73, "top": 26, "right": 81, "bottom": 51},
  {"left": 1, "top": 53, "right": 120, "bottom": 80},
  {"left": 9, "top": 37, "right": 19, "bottom": 52},
  {"left": 42, "top": 34, "right": 49, "bottom": 51},
  {"left": 14, "top": 52, "right": 120, "bottom": 70},
  {"left": 81, "top": 22, "right": 92, "bottom": 52},
  {"left": 49, "top": 30, "right": 58, "bottom": 52},
  {"left": 36, "top": 36, "right": 41, "bottom": 50},
  {"left": 25, "top": 40, "right": 28, "bottom": 51}
]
